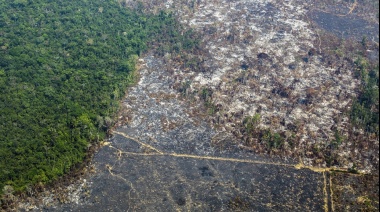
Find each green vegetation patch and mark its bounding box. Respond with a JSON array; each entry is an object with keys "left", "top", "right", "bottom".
[
  {"left": 350, "top": 56, "right": 379, "bottom": 135},
  {"left": 0, "top": 0, "right": 196, "bottom": 197}
]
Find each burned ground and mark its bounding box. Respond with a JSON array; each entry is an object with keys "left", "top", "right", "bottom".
[{"left": 15, "top": 0, "right": 378, "bottom": 211}]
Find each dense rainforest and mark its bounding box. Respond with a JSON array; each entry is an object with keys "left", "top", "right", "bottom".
[{"left": 0, "top": 0, "right": 196, "bottom": 196}]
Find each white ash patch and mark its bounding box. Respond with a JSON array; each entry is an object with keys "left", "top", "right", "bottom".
[
  {"left": 122, "top": 0, "right": 369, "bottom": 169},
  {"left": 17, "top": 178, "right": 91, "bottom": 211}
]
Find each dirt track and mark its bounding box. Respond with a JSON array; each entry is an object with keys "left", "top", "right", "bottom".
[
  {"left": 18, "top": 0, "right": 379, "bottom": 211},
  {"left": 45, "top": 56, "right": 328, "bottom": 212}
]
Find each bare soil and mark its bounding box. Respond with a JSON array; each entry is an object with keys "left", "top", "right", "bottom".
[{"left": 14, "top": 0, "right": 379, "bottom": 211}]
